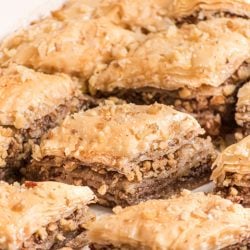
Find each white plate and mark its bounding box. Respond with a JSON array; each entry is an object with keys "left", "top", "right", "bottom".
[
  {"left": 0, "top": 0, "right": 66, "bottom": 39},
  {"left": 90, "top": 182, "right": 215, "bottom": 217}
]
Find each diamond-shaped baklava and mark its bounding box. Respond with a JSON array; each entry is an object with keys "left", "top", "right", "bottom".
[
  {"left": 0, "top": 181, "right": 96, "bottom": 250},
  {"left": 212, "top": 135, "right": 250, "bottom": 207},
  {"left": 88, "top": 191, "right": 250, "bottom": 250},
  {"left": 92, "top": 0, "right": 250, "bottom": 32},
  {"left": 0, "top": 17, "right": 143, "bottom": 81},
  {"left": 90, "top": 18, "right": 250, "bottom": 136},
  {"left": 58, "top": 0, "right": 250, "bottom": 34},
  {"left": 0, "top": 64, "right": 94, "bottom": 181},
  {"left": 25, "top": 103, "right": 216, "bottom": 207}
]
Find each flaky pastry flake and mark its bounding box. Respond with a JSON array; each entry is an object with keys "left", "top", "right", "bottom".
[
  {"left": 211, "top": 135, "right": 250, "bottom": 187},
  {"left": 88, "top": 191, "right": 250, "bottom": 250}
]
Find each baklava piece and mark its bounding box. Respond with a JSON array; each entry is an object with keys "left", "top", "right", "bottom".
[
  {"left": 163, "top": 0, "right": 250, "bottom": 25},
  {"left": 235, "top": 81, "right": 250, "bottom": 140},
  {"left": 0, "top": 64, "right": 94, "bottom": 180},
  {"left": 0, "top": 17, "right": 143, "bottom": 80},
  {"left": 0, "top": 181, "right": 96, "bottom": 250},
  {"left": 93, "top": 0, "right": 250, "bottom": 32},
  {"left": 88, "top": 191, "right": 250, "bottom": 250},
  {"left": 25, "top": 103, "right": 216, "bottom": 207},
  {"left": 90, "top": 18, "right": 250, "bottom": 136},
  {"left": 212, "top": 135, "right": 250, "bottom": 207}
]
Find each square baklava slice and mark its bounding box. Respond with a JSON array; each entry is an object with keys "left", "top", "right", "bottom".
[
  {"left": 92, "top": 0, "right": 250, "bottom": 32},
  {"left": 0, "top": 64, "right": 95, "bottom": 181},
  {"left": 0, "top": 16, "right": 143, "bottom": 81},
  {"left": 25, "top": 103, "right": 216, "bottom": 207},
  {"left": 88, "top": 190, "right": 250, "bottom": 250},
  {"left": 235, "top": 81, "right": 250, "bottom": 139},
  {"left": 0, "top": 181, "right": 96, "bottom": 250},
  {"left": 212, "top": 135, "right": 250, "bottom": 207},
  {"left": 90, "top": 18, "right": 250, "bottom": 136}
]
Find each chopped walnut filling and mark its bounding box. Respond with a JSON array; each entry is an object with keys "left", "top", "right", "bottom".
[
  {"left": 24, "top": 137, "right": 215, "bottom": 207},
  {"left": 22, "top": 206, "right": 95, "bottom": 250}
]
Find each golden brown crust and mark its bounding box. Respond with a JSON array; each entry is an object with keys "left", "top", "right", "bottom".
[
  {"left": 162, "top": 0, "right": 250, "bottom": 20},
  {"left": 92, "top": 0, "right": 250, "bottom": 32},
  {"left": 0, "top": 181, "right": 95, "bottom": 250},
  {"left": 88, "top": 190, "right": 250, "bottom": 249},
  {"left": 0, "top": 18, "right": 143, "bottom": 78},
  {"left": 0, "top": 64, "right": 80, "bottom": 129},
  {"left": 33, "top": 0, "right": 250, "bottom": 33},
  {"left": 33, "top": 103, "right": 204, "bottom": 178},
  {"left": 92, "top": 0, "right": 173, "bottom": 32},
  {"left": 211, "top": 135, "right": 250, "bottom": 187},
  {"left": 90, "top": 18, "right": 250, "bottom": 93}
]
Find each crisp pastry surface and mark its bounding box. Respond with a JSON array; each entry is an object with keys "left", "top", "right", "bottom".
[
  {"left": 92, "top": 0, "right": 173, "bottom": 32},
  {"left": 0, "top": 127, "right": 14, "bottom": 167},
  {"left": 93, "top": 0, "right": 250, "bottom": 32},
  {"left": 0, "top": 181, "right": 95, "bottom": 250},
  {"left": 0, "top": 17, "right": 143, "bottom": 78},
  {"left": 90, "top": 18, "right": 250, "bottom": 93},
  {"left": 161, "top": 0, "right": 250, "bottom": 20},
  {"left": 237, "top": 81, "right": 250, "bottom": 108},
  {"left": 88, "top": 190, "right": 250, "bottom": 250},
  {"left": 36, "top": 0, "right": 250, "bottom": 32},
  {"left": 33, "top": 103, "right": 203, "bottom": 175},
  {"left": 0, "top": 64, "right": 80, "bottom": 129},
  {"left": 211, "top": 135, "right": 250, "bottom": 187}
]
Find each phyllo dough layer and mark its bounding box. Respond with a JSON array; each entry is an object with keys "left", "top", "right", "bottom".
[
  {"left": 212, "top": 135, "right": 250, "bottom": 207},
  {"left": 0, "top": 181, "right": 95, "bottom": 250},
  {"left": 25, "top": 103, "right": 216, "bottom": 207},
  {"left": 90, "top": 18, "right": 250, "bottom": 136},
  {"left": 88, "top": 191, "right": 250, "bottom": 250},
  {"left": 56, "top": 0, "right": 250, "bottom": 32},
  {"left": 0, "top": 64, "right": 95, "bottom": 181},
  {"left": 0, "top": 17, "right": 144, "bottom": 80}
]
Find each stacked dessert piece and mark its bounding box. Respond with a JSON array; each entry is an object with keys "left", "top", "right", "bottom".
[
  {"left": 24, "top": 103, "right": 216, "bottom": 207},
  {"left": 88, "top": 191, "right": 250, "bottom": 250},
  {"left": 0, "top": 12, "right": 144, "bottom": 83},
  {"left": 0, "top": 181, "right": 96, "bottom": 249},
  {"left": 0, "top": 64, "right": 95, "bottom": 181},
  {"left": 212, "top": 135, "right": 250, "bottom": 207},
  {"left": 89, "top": 18, "right": 250, "bottom": 136}
]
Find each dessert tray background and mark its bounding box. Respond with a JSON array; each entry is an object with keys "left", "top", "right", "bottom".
[{"left": 0, "top": 0, "right": 215, "bottom": 217}]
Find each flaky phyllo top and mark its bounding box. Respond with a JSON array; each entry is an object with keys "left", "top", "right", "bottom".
[
  {"left": 0, "top": 17, "right": 143, "bottom": 78},
  {"left": 90, "top": 18, "right": 250, "bottom": 93},
  {"left": 33, "top": 103, "right": 203, "bottom": 178},
  {"left": 0, "top": 181, "right": 95, "bottom": 250},
  {"left": 0, "top": 64, "right": 79, "bottom": 129},
  {"left": 87, "top": 190, "right": 250, "bottom": 250},
  {"left": 211, "top": 135, "right": 250, "bottom": 187},
  {"left": 92, "top": 0, "right": 250, "bottom": 31}
]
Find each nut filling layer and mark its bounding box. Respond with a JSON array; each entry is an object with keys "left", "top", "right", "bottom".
[{"left": 25, "top": 104, "right": 215, "bottom": 207}]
